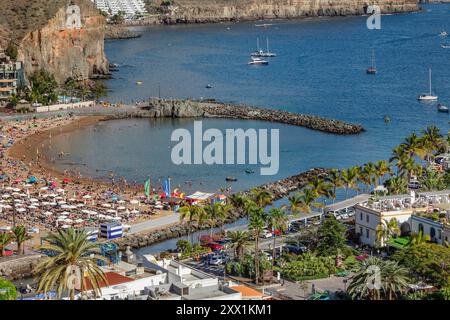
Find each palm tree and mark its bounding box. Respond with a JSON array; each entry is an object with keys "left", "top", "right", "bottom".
[
  {"left": 0, "top": 232, "right": 13, "bottom": 257},
  {"left": 325, "top": 169, "right": 343, "bottom": 203},
  {"left": 375, "top": 160, "right": 392, "bottom": 186},
  {"left": 422, "top": 125, "right": 443, "bottom": 161},
  {"left": 386, "top": 218, "right": 400, "bottom": 239},
  {"left": 228, "top": 193, "right": 246, "bottom": 213},
  {"left": 293, "top": 188, "right": 322, "bottom": 214},
  {"left": 360, "top": 162, "right": 377, "bottom": 192},
  {"left": 194, "top": 208, "right": 209, "bottom": 244},
  {"left": 267, "top": 208, "right": 288, "bottom": 276},
  {"left": 308, "top": 177, "right": 335, "bottom": 205},
  {"left": 204, "top": 203, "right": 232, "bottom": 236},
  {"left": 408, "top": 231, "right": 430, "bottom": 246},
  {"left": 375, "top": 222, "right": 389, "bottom": 248},
  {"left": 382, "top": 260, "right": 410, "bottom": 300},
  {"left": 347, "top": 256, "right": 385, "bottom": 300},
  {"left": 228, "top": 230, "right": 251, "bottom": 260},
  {"left": 288, "top": 193, "right": 303, "bottom": 215},
  {"left": 179, "top": 204, "right": 200, "bottom": 243},
  {"left": 248, "top": 206, "right": 267, "bottom": 285},
  {"left": 35, "top": 228, "right": 108, "bottom": 300},
  {"left": 384, "top": 176, "right": 408, "bottom": 195},
  {"left": 250, "top": 188, "right": 273, "bottom": 207},
  {"left": 12, "top": 225, "right": 31, "bottom": 255},
  {"left": 341, "top": 166, "right": 360, "bottom": 198},
  {"left": 420, "top": 168, "right": 446, "bottom": 191},
  {"left": 401, "top": 132, "right": 425, "bottom": 158}
]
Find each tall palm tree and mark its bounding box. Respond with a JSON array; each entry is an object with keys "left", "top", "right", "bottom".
[
  {"left": 382, "top": 260, "right": 410, "bottom": 300},
  {"left": 401, "top": 132, "right": 425, "bottom": 159},
  {"left": 248, "top": 206, "right": 267, "bottom": 285},
  {"left": 250, "top": 188, "right": 274, "bottom": 208},
  {"left": 308, "top": 177, "right": 335, "bottom": 205},
  {"left": 35, "top": 228, "right": 108, "bottom": 300},
  {"left": 204, "top": 203, "right": 232, "bottom": 236},
  {"left": 288, "top": 193, "right": 302, "bottom": 215},
  {"left": 341, "top": 166, "right": 360, "bottom": 198},
  {"left": 294, "top": 188, "right": 322, "bottom": 214},
  {"left": 422, "top": 125, "right": 443, "bottom": 160},
  {"left": 194, "top": 208, "right": 209, "bottom": 244},
  {"left": 179, "top": 204, "right": 200, "bottom": 243},
  {"left": 325, "top": 169, "right": 343, "bottom": 203},
  {"left": 384, "top": 176, "right": 408, "bottom": 195},
  {"left": 375, "top": 222, "right": 389, "bottom": 248},
  {"left": 228, "top": 230, "right": 251, "bottom": 260},
  {"left": 360, "top": 162, "right": 377, "bottom": 192},
  {"left": 267, "top": 208, "right": 288, "bottom": 275},
  {"left": 0, "top": 232, "right": 13, "bottom": 257},
  {"left": 420, "top": 168, "right": 446, "bottom": 191},
  {"left": 375, "top": 160, "right": 392, "bottom": 186},
  {"left": 12, "top": 225, "right": 31, "bottom": 255},
  {"left": 347, "top": 256, "right": 385, "bottom": 300},
  {"left": 390, "top": 145, "right": 409, "bottom": 175}
]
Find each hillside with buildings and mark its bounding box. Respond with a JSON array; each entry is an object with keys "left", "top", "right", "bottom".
[
  {"left": 0, "top": 0, "right": 109, "bottom": 84},
  {"left": 140, "top": 0, "right": 419, "bottom": 24}
]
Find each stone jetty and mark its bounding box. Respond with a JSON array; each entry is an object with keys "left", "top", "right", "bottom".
[
  {"left": 140, "top": 98, "right": 365, "bottom": 135},
  {"left": 114, "top": 168, "right": 330, "bottom": 250}
]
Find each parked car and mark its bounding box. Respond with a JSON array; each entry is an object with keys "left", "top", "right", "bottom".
[
  {"left": 260, "top": 229, "right": 273, "bottom": 238},
  {"left": 284, "top": 244, "right": 308, "bottom": 254},
  {"left": 204, "top": 242, "right": 224, "bottom": 251},
  {"left": 209, "top": 256, "right": 223, "bottom": 266}
]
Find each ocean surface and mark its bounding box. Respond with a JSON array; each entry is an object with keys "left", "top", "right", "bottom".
[{"left": 43, "top": 3, "right": 450, "bottom": 253}]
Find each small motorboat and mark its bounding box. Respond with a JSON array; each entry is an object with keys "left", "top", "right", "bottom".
[
  {"left": 384, "top": 115, "right": 391, "bottom": 123},
  {"left": 226, "top": 176, "right": 238, "bottom": 182},
  {"left": 248, "top": 57, "right": 269, "bottom": 65},
  {"left": 437, "top": 104, "right": 449, "bottom": 113},
  {"left": 244, "top": 169, "right": 255, "bottom": 174},
  {"left": 205, "top": 84, "right": 213, "bottom": 89},
  {"left": 136, "top": 81, "right": 143, "bottom": 85},
  {"left": 440, "top": 31, "right": 448, "bottom": 37},
  {"left": 442, "top": 44, "right": 450, "bottom": 49}
]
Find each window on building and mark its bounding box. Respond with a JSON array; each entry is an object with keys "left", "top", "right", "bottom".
[
  {"left": 359, "top": 227, "right": 363, "bottom": 235},
  {"left": 366, "top": 229, "right": 369, "bottom": 238},
  {"left": 366, "top": 215, "right": 369, "bottom": 223},
  {"left": 360, "top": 212, "right": 363, "bottom": 221},
  {"left": 418, "top": 223, "right": 424, "bottom": 234}
]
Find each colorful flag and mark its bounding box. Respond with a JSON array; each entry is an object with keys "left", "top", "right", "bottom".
[{"left": 144, "top": 179, "right": 151, "bottom": 197}]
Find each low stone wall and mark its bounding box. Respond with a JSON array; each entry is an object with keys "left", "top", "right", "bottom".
[
  {"left": 114, "top": 167, "right": 329, "bottom": 250},
  {"left": 35, "top": 101, "right": 95, "bottom": 113},
  {"left": 0, "top": 254, "right": 42, "bottom": 281}
]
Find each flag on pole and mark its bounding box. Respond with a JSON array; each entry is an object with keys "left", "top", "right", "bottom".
[
  {"left": 144, "top": 179, "right": 151, "bottom": 197},
  {"left": 164, "top": 179, "right": 170, "bottom": 196}
]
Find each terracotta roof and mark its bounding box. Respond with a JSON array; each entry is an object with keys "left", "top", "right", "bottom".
[
  {"left": 83, "top": 272, "right": 134, "bottom": 291},
  {"left": 231, "top": 285, "right": 270, "bottom": 300}
]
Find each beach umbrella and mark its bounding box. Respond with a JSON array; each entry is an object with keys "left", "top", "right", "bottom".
[
  {"left": 76, "top": 204, "right": 84, "bottom": 208},
  {"left": 107, "top": 209, "right": 116, "bottom": 214},
  {"left": 56, "top": 188, "right": 65, "bottom": 194},
  {"left": 43, "top": 211, "right": 53, "bottom": 216},
  {"left": 101, "top": 203, "right": 111, "bottom": 208},
  {"left": 19, "top": 193, "right": 27, "bottom": 197},
  {"left": 61, "top": 225, "right": 70, "bottom": 229},
  {"left": 30, "top": 198, "right": 39, "bottom": 202},
  {"left": 117, "top": 200, "right": 126, "bottom": 204},
  {"left": 113, "top": 217, "right": 121, "bottom": 221},
  {"left": 40, "top": 187, "right": 49, "bottom": 191},
  {"left": 24, "top": 184, "right": 33, "bottom": 188},
  {"left": 131, "top": 209, "right": 140, "bottom": 214},
  {"left": 68, "top": 198, "right": 76, "bottom": 202},
  {"left": 2, "top": 194, "right": 11, "bottom": 198},
  {"left": 75, "top": 219, "right": 84, "bottom": 224},
  {"left": 117, "top": 206, "right": 126, "bottom": 210},
  {"left": 16, "top": 208, "right": 26, "bottom": 213},
  {"left": 13, "top": 188, "right": 21, "bottom": 192},
  {"left": 28, "top": 205, "right": 37, "bottom": 210}
]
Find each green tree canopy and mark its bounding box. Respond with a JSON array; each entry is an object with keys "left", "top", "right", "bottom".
[
  {"left": 0, "top": 278, "right": 17, "bottom": 300},
  {"left": 314, "top": 216, "right": 347, "bottom": 256}
]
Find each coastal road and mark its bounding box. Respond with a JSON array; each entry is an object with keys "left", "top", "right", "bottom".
[{"left": 128, "top": 212, "right": 180, "bottom": 234}]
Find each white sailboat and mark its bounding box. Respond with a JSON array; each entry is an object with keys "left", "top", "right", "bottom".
[
  {"left": 418, "top": 68, "right": 438, "bottom": 101},
  {"left": 366, "top": 49, "right": 377, "bottom": 74},
  {"left": 251, "top": 37, "right": 277, "bottom": 57}
]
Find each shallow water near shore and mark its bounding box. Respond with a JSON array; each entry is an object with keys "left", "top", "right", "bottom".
[{"left": 43, "top": 4, "right": 450, "bottom": 253}]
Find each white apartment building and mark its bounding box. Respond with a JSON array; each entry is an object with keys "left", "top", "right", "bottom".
[
  {"left": 355, "top": 190, "right": 450, "bottom": 247},
  {"left": 91, "top": 0, "right": 147, "bottom": 18},
  {"left": 77, "top": 256, "right": 243, "bottom": 300}
]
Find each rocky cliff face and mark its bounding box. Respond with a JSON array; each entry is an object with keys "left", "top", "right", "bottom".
[
  {"left": 150, "top": 0, "right": 419, "bottom": 24},
  {"left": 0, "top": 0, "right": 108, "bottom": 84}
]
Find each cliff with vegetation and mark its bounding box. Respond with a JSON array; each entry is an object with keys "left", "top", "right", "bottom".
[
  {"left": 144, "top": 0, "right": 419, "bottom": 24},
  {"left": 0, "top": 0, "right": 109, "bottom": 83}
]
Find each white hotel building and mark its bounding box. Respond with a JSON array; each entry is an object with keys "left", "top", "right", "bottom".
[
  {"left": 91, "top": 0, "right": 147, "bottom": 18},
  {"left": 355, "top": 190, "right": 450, "bottom": 247}
]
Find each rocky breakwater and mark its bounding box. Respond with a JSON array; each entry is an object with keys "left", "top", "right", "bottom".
[
  {"left": 143, "top": 0, "right": 418, "bottom": 25},
  {"left": 143, "top": 98, "right": 364, "bottom": 135},
  {"left": 0, "top": 254, "right": 42, "bottom": 281},
  {"left": 114, "top": 168, "right": 329, "bottom": 250},
  {"left": 0, "top": 0, "right": 109, "bottom": 83},
  {"left": 105, "top": 26, "right": 142, "bottom": 40}
]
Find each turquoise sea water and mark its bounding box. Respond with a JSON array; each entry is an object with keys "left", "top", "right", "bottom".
[
  {"left": 44, "top": 3, "right": 450, "bottom": 253},
  {"left": 48, "top": 4, "right": 450, "bottom": 194}
]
